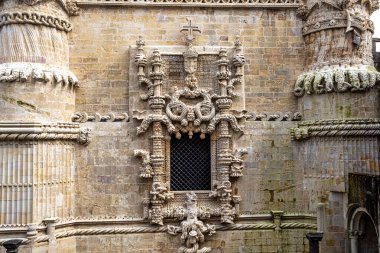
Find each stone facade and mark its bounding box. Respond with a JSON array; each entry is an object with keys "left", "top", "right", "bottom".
[{"left": 0, "top": 0, "right": 379, "bottom": 253}]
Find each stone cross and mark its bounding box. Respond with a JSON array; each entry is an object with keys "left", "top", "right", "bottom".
[{"left": 181, "top": 18, "right": 201, "bottom": 46}]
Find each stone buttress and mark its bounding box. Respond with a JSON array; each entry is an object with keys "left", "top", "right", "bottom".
[{"left": 0, "top": 0, "right": 88, "bottom": 250}]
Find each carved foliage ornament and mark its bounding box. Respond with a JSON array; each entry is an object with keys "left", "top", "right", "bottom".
[
  {"left": 294, "top": 67, "right": 380, "bottom": 96},
  {"left": 133, "top": 20, "right": 248, "bottom": 251}
]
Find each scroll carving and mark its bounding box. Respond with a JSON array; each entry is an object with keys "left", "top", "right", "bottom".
[{"left": 133, "top": 20, "right": 248, "bottom": 251}]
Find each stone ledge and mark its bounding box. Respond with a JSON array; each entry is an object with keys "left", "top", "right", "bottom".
[
  {"left": 0, "top": 122, "right": 90, "bottom": 145},
  {"left": 291, "top": 119, "right": 380, "bottom": 140}
]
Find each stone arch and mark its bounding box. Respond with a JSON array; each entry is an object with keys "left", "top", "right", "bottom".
[{"left": 348, "top": 206, "right": 379, "bottom": 253}]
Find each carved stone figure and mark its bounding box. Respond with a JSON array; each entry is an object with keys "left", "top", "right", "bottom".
[{"left": 167, "top": 192, "right": 216, "bottom": 253}]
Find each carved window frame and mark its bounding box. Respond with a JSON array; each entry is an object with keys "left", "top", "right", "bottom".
[{"left": 132, "top": 30, "right": 249, "bottom": 226}]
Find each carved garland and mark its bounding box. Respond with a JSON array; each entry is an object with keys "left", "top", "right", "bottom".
[{"left": 133, "top": 21, "right": 249, "bottom": 252}]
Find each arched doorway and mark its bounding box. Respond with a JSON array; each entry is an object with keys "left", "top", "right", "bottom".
[{"left": 349, "top": 207, "right": 379, "bottom": 253}]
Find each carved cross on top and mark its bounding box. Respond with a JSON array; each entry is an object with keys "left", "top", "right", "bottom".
[{"left": 181, "top": 18, "right": 201, "bottom": 46}]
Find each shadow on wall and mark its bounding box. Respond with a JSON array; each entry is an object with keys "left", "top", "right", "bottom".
[{"left": 374, "top": 38, "right": 380, "bottom": 71}]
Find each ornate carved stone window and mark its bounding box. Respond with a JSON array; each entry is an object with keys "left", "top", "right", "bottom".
[{"left": 132, "top": 19, "right": 249, "bottom": 252}]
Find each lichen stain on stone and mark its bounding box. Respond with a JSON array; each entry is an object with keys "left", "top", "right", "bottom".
[
  {"left": 16, "top": 99, "right": 37, "bottom": 111},
  {"left": 337, "top": 104, "right": 352, "bottom": 118},
  {"left": 1, "top": 95, "right": 48, "bottom": 115}
]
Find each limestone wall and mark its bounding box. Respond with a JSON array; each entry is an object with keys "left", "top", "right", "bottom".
[
  {"left": 69, "top": 7, "right": 303, "bottom": 114},
  {"left": 1, "top": 0, "right": 380, "bottom": 252}
]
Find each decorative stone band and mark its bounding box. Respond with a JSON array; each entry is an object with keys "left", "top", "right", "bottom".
[
  {"left": 301, "top": 11, "right": 374, "bottom": 36},
  {"left": 76, "top": 0, "right": 301, "bottom": 7},
  {"left": 72, "top": 112, "right": 130, "bottom": 123},
  {"left": 0, "top": 12, "right": 72, "bottom": 33},
  {"left": 29, "top": 222, "right": 316, "bottom": 243},
  {"left": 248, "top": 111, "right": 302, "bottom": 121},
  {"left": 291, "top": 119, "right": 380, "bottom": 141},
  {"left": 293, "top": 66, "right": 380, "bottom": 97},
  {"left": 0, "top": 122, "right": 90, "bottom": 145},
  {"left": 0, "top": 62, "right": 78, "bottom": 87},
  {"left": 0, "top": 238, "right": 29, "bottom": 247}
]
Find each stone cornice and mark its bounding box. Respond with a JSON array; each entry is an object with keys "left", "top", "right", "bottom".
[
  {"left": 76, "top": 0, "right": 301, "bottom": 8},
  {"left": 291, "top": 119, "right": 380, "bottom": 140},
  {"left": 0, "top": 122, "right": 90, "bottom": 145},
  {"left": 0, "top": 12, "right": 72, "bottom": 32}
]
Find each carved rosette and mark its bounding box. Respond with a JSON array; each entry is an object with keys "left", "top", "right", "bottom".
[
  {"left": 294, "top": 0, "right": 380, "bottom": 96},
  {"left": 133, "top": 22, "right": 248, "bottom": 251}
]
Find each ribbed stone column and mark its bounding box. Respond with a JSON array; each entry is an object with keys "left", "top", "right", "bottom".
[{"left": 0, "top": 0, "right": 86, "bottom": 231}]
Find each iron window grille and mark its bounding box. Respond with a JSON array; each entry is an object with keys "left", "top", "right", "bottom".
[{"left": 170, "top": 133, "right": 211, "bottom": 191}]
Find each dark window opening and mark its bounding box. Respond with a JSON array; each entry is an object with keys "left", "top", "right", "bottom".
[{"left": 170, "top": 133, "right": 211, "bottom": 191}]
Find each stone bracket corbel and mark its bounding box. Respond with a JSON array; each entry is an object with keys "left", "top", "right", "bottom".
[{"left": 271, "top": 210, "right": 284, "bottom": 231}]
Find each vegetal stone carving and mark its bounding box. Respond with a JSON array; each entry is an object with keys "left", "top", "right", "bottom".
[
  {"left": 0, "top": 63, "right": 78, "bottom": 86},
  {"left": 167, "top": 192, "right": 216, "bottom": 253},
  {"left": 230, "top": 149, "right": 248, "bottom": 177},
  {"left": 134, "top": 150, "right": 153, "bottom": 178}
]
